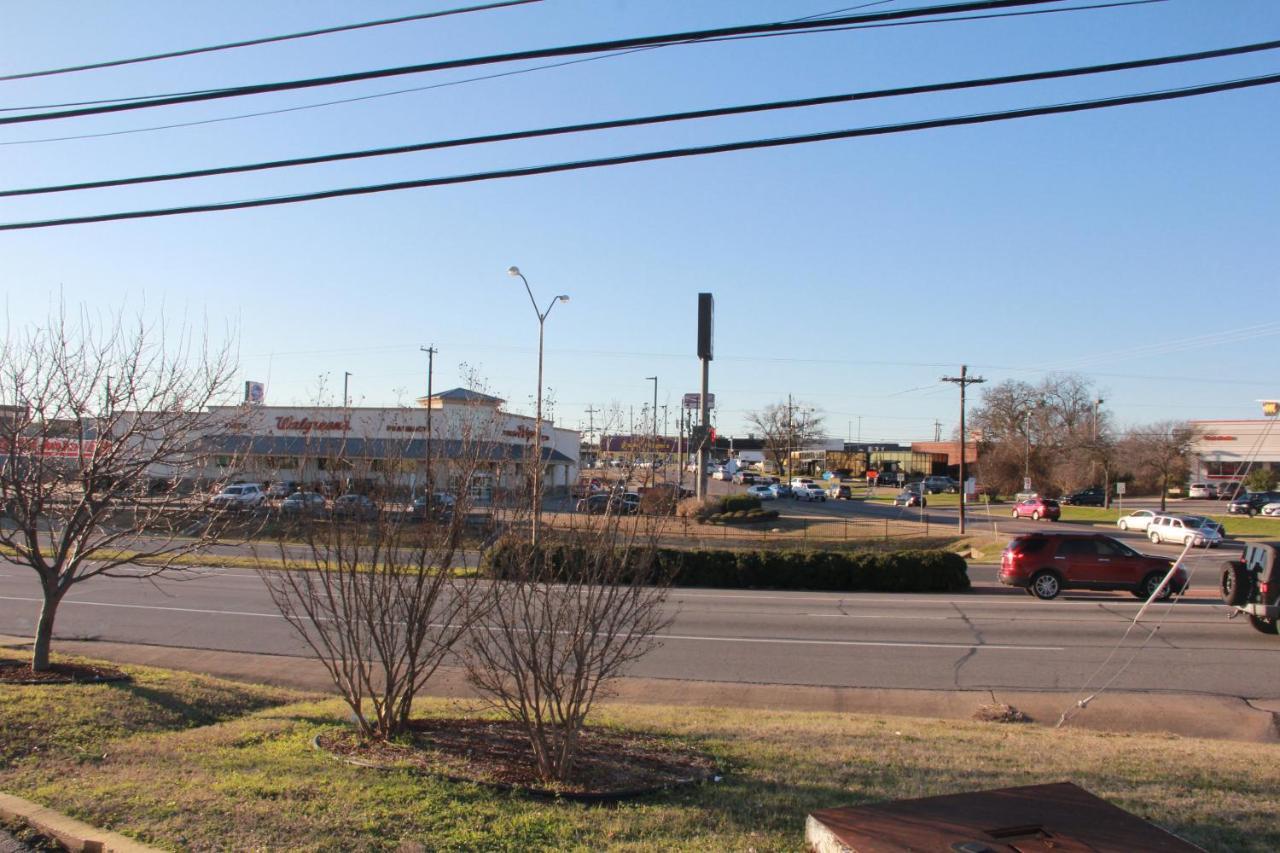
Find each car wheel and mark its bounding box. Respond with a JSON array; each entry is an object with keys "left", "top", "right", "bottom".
[
  {"left": 1030, "top": 570, "right": 1061, "bottom": 600},
  {"left": 1219, "top": 561, "right": 1249, "bottom": 606},
  {"left": 1149, "top": 531, "right": 1160, "bottom": 544},
  {"left": 1248, "top": 615, "right": 1279, "bottom": 635},
  {"left": 1031, "top": 511, "right": 1041, "bottom": 521},
  {"left": 1011, "top": 509, "right": 1019, "bottom": 518},
  {"left": 1139, "top": 572, "right": 1173, "bottom": 601},
  {"left": 1118, "top": 520, "right": 1128, "bottom": 531},
  {"left": 1247, "top": 508, "right": 1257, "bottom": 517}
]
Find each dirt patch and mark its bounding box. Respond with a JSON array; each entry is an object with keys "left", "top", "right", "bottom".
[
  {"left": 316, "top": 718, "right": 717, "bottom": 800},
  {"left": 0, "top": 659, "right": 130, "bottom": 685},
  {"left": 973, "top": 702, "right": 1032, "bottom": 724}
]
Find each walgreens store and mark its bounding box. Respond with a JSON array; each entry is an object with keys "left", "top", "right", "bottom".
[
  {"left": 1189, "top": 419, "right": 1280, "bottom": 487},
  {"left": 200, "top": 387, "right": 579, "bottom": 500}
]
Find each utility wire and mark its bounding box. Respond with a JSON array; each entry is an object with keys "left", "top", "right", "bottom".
[
  {"left": 0, "top": 0, "right": 1161, "bottom": 143},
  {"left": 2, "top": 69, "right": 1275, "bottom": 232},
  {"left": 8, "top": 34, "right": 1272, "bottom": 199},
  {"left": 0, "top": 0, "right": 543, "bottom": 83},
  {"left": 0, "top": 1, "right": 1088, "bottom": 126}
]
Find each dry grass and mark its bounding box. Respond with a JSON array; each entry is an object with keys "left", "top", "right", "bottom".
[{"left": 1, "top": 652, "right": 1277, "bottom": 851}]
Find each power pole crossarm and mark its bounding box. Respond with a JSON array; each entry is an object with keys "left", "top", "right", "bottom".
[{"left": 940, "top": 365, "right": 986, "bottom": 535}]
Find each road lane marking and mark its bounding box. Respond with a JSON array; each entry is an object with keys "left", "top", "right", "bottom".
[
  {"left": 0, "top": 595, "right": 1061, "bottom": 651},
  {"left": 660, "top": 633, "right": 1063, "bottom": 651}
]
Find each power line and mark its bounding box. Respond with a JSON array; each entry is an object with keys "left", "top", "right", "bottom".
[
  {"left": 3, "top": 69, "right": 1276, "bottom": 232},
  {"left": 0, "top": 2, "right": 1094, "bottom": 126},
  {"left": 0, "top": 1, "right": 1161, "bottom": 146},
  {"left": 0, "top": 0, "right": 542, "bottom": 83},
  {"left": 8, "top": 34, "right": 1274, "bottom": 199}
]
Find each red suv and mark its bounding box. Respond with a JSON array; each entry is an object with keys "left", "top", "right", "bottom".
[
  {"left": 999, "top": 533, "right": 1187, "bottom": 600},
  {"left": 1011, "top": 496, "right": 1060, "bottom": 521}
]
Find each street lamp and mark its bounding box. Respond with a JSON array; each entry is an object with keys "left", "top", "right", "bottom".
[{"left": 508, "top": 266, "right": 569, "bottom": 546}]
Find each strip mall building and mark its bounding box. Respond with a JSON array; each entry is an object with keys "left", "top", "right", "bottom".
[
  {"left": 1189, "top": 419, "right": 1280, "bottom": 486},
  {"left": 200, "top": 388, "right": 579, "bottom": 500}
]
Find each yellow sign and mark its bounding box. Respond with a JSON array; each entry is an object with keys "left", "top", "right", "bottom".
[{"left": 1263, "top": 401, "right": 1280, "bottom": 417}]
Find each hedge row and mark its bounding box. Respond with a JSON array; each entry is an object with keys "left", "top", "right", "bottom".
[
  {"left": 720, "top": 494, "right": 762, "bottom": 513},
  {"left": 484, "top": 544, "right": 969, "bottom": 593}
]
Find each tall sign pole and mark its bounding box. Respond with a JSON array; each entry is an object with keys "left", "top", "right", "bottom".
[
  {"left": 696, "top": 293, "right": 714, "bottom": 500},
  {"left": 420, "top": 345, "right": 437, "bottom": 492},
  {"left": 941, "top": 365, "right": 985, "bottom": 534}
]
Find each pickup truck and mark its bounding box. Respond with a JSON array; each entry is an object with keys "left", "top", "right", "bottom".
[{"left": 1221, "top": 542, "right": 1279, "bottom": 635}]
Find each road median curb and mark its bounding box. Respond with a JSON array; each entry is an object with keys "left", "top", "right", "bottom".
[{"left": 0, "top": 792, "right": 159, "bottom": 853}]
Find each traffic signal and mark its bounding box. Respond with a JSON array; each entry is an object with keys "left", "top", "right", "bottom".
[{"left": 709, "top": 428, "right": 717, "bottom": 444}]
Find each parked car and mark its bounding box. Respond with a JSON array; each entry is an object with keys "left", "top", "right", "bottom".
[
  {"left": 711, "top": 469, "right": 730, "bottom": 481},
  {"left": 1146, "top": 514, "right": 1223, "bottom": 548},
  {"left": 1011, "top": 496, "right": 1060, "bottom": 521},
  {"left": 1261, "top": 501, "right": 1280, "bottom": 517},
  {"left": 922, "top": 475, "right": 959, "bottom": 494},
  {"left": 209, "top": 483, "right": 266, "bottom": 511},
  {"left": 576, "top": 493, "right": 613, "bottom": 514},
  {"left": 1228, "top": 491, "right": 1280, "bottom": 516},
  {"left": 999, "top": 532, "right": 1186, "bottom": 600},
  {"left": 620, "top": 493, "right": 642, "bottom": 514},
  {"left": 1219, "top": 542, "right": 1279, "bottom": 635},
  {"left": 1215, "top": 483, "right": 1243, "bottom": 501},
  {"left": 279, "top": 491, "right": 326, "bottom": 517},
  {"left": 745, "top": 484, "right": 775, "bottom": 501},
  {"left": 794, "top": 483, "right": 827, "bottom": 502},
  {"left": 828, "top": 484, "right": 853, "bottom": 500},
  {"left": 790, "top": 477, "right": 815, "bottom": 490},
  {"left": 266, "top": 481, "right": 300, "bottom": 499},
  {"left": 1116, "top": 509, "right": 1158, "bottom": 532},
  {"left": 1187, "top": 482, "right": 1217, "bottom": 499},
  {"left": 1060, "top": 487, "right": 1106, "bottom": 507},
  {"left": 893, "top": 490, "right": 926, "bottom": 508},
  {"left": 411, "top": 492, "right": 456, "bottom": 519},
  {"left": 571, "top": 478, "right": 604, "bottom": 498},
  {"left": 332, "top": 493, "right": 377, "bottom": 520},
  {"left": 732, "top": 471, "right": 758, "bottom": 485},
  {"left": 768, "top": 483, "right": 793, "bottom": 499}
]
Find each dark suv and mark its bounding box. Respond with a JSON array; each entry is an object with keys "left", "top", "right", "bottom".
[
  {"left": 1227, "top": 491, "right": 1280, "bottom": 516},
  {"left": 1220, "top": 542, "right": 1279, "bottom": 635},
  {"left": 1000, "top": 532, "right": 1186, "bottom": 600},
  {"left": 1060, "top": 487, "right": 1106, "bottom": 507}
]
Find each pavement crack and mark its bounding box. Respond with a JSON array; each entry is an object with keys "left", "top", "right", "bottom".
[{"left": 950, "top": 602, "right": 985, "bottom": 688}]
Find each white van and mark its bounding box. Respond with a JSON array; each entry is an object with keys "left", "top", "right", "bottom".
[{"left": 1187, "top": 483, "right": 1217, "bottom": 499}]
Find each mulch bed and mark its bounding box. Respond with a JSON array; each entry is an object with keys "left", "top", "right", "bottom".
[
  {"left": 316, "top": 718, "right": 718, "bottom": 801},
  {"left": 0, "top": 659, "right": 131, "bottom": 685}
]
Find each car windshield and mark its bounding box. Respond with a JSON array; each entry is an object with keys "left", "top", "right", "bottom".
[{"left": 224, "top": 487, "right": 243, "bottom": 495}]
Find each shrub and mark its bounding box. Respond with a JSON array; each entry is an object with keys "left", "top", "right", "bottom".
[
  {"left": 485, "top": 544, "right": 968, "bottom": 593},
  {"left": 721, "top": 494, "right": 762, "bottom": 513},
  {"left": 676, "top": 496, "right": 719, "bottom": 523},
  {"left": 638, "top": 487, "right": 679, "bottom": 516}
]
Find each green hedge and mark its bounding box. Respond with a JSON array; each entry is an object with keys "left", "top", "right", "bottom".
[
  {"left": 720, "top": 494, "right": 762, "bottom": 513},
  {"left": 484, "top": 544, "right": 969, "bottom": 593}
]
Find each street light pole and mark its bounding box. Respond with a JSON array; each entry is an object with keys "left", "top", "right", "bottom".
[
  {"left": 508, "top": 266, "right": 569, "bottom": 547},
  {"left": 420, "top": 345, "right": 437, "bottom": 493},
  {"left": 645, "top": 376, "right": 657, "bottom": 464}
]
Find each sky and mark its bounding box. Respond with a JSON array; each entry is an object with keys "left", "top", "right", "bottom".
[{"left": 1, "top": 0, "right": 1277, "bottom": 444}]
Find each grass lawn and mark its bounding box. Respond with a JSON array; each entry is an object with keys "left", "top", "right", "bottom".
[{"left": 1, "top": 651, "right": 1277, "bottom": 851}]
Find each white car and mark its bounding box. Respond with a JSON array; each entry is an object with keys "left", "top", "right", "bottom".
[
  {"left": 1116, "top": 510, "right": 1157, "bottom": 532},
  {"left": 794, "top": 483, "right": 827, "bottom": 502},
  {"left": 1148, "top": 514, "right": 1223, "bottom": 547},
  {"left": 745, "top": 484, "right": 775, "bottom": 501},
  {"left": 210, "top": 483, "right": 266, "bottom": 510},
  {"left": 789, "top": 477, "right": 815, "bottom": 490},
  {"left": 1259, "top": 502, "right": 1280, "bottom": 517},
  {"left": 711, "top": 469, "right": 729, "bottom": 481},
  {"left": 1187, "top": 483, "right": 1217, "bottom": 499}
]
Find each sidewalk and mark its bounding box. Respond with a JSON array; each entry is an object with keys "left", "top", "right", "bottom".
[{"left": 3, "top": 634, "right": 1275, "bottom": 744}]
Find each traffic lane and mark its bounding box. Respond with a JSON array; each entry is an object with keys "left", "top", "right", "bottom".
[{"left": 4, "top": 567, "right": 1275, "bottom": 699}]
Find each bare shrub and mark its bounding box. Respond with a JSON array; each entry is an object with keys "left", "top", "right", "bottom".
[
  {"left": 973, "top": 703, "right": 1031, "bottom": 723},
  {"left": 466, "top": 513, "right": 673, "bottom": 784},
  {"left": 0, "top": 304, "right": 237, "bottom": 671},
  {"left": 676, "top": 496, "right": 719, "bottom": 523},
  {"left": 257, "top": 400, "right": 499, "bottom": 741}
]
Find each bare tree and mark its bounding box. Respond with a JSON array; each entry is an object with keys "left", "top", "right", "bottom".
[
  {"left": 257, "top": 395, "right": 501, "bottom": 741},
  {"left": 466, "top": 508, "right": 671, "bottom": 784},
  {"left": 1118, "top": 421, "right": 1198, "bottom": 511},
  {"left": 0, "top": 305, "right": 237, "bottom": 671},
  {"left": 745, "top": 401, "right": 825, "bottom": 478}
]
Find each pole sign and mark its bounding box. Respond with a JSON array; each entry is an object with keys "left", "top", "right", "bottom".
[
  {"left": 1116, "top": 482, "right": 1126, "bottom": 495},
  {"left": 1023, "top": 477, "right": 1033, "bottom": 492},
  {"left": 697, "top": 293, "right": 714, "bottom": 361},
  {"left": 682, "top": 393, "right": 715, "bottom": 410}
]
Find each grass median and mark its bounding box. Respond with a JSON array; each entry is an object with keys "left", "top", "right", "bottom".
[{"left": 1, "top": 650, "right": 1276, "bottom": 851}]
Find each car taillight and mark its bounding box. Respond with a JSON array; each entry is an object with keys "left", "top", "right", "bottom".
[{"left": 1262, "top": 581, "right": 1273, "bottom": 598}]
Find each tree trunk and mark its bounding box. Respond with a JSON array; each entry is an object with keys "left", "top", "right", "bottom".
[
  {"left": 32, "top": 588, "right": 63, "bottom": 672},
  {"left": 1159, "top": 472, "right": 1168, "bottom": 512}
]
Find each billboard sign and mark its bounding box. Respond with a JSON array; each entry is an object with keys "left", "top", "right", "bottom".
[
  {"left": 682, "top": 393, "right": 716, "bottom": 410},
  {"left": 244, "top": 381, "right": 265, "bottom": 405}
]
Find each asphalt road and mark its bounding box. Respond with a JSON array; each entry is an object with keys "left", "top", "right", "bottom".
[{"left": 2, "top": 556, "right": 1275, "bottom": 701}]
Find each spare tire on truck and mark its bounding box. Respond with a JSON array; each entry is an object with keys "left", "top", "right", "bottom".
[{"left": 1220, "top": 561, "right": 1250, "bottom": 606}]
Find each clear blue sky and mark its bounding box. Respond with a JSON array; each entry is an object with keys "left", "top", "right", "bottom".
[{"left": 2, "top": 0, "right": 1277, "bottom": 442}]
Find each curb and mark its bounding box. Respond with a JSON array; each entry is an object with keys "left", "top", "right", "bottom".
[{"left": 0, "top": 793, "right": 160, "bottom": 853}]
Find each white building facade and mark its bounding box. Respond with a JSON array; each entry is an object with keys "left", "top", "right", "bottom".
[
  {"left": 1188, "top": 419, "right": 1280, "bottom": 487},
  {"left": 201, "top": 388, "right": 579, "bottom": 500}
]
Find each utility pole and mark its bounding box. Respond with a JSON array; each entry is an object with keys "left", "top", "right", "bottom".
[
  {"left": 584, "top": 405, "right": 599, "bottom": 447},
  {"left": 934, "top": 420, "right": 943, "bottom": 442},
  {"left": 343, "top": 371, "right": 352, "bottom": 408},
  {"left": 420, "top": 346, "right": 436, "bottom": 492},
  {"left": 1093, "top": 397, "right": 1106, "bottom": 507},
  {"left": 941, "top": 366, "right": 986, "bottom": 535}
]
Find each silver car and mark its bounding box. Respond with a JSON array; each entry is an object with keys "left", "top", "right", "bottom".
[
  {"left": 1148, "top": 514, "right": 1223, "bottom": 547},
  {"left": 1116, "top": 509, "right": 1157, "bottom": 532}
]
